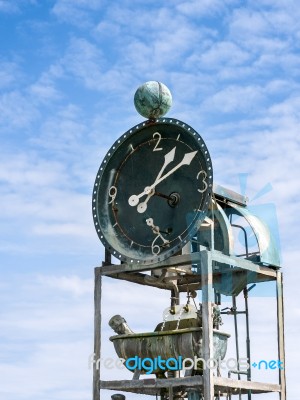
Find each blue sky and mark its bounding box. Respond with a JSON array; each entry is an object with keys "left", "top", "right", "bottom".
[{"left": 0, "top": 0, "right": 299, "bottom": 399}]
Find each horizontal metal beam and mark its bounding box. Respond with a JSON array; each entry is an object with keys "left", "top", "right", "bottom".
[
  {"left": 213, "top": 183, "right": 248, "bottom": 206},
  {"left": 104, "top": 269, "right": 275, "bottom": 296},
  {"left": 211, "top": 250, "right": 277, "bottom": 278},
  {"left": 107, "top": 271, "right": 173, "bottom": 290},
  {"left": 214, "top": 376, "right": 281, "bottom": 393},
  {"left": 99, "top": 253, "right": 200, "bottom": 275},
  {"left": 99, "top": 249, "right": 277, "bottom": 281},
  {"left": 100, "top": 376, "right": 281, "bottom": 395}
]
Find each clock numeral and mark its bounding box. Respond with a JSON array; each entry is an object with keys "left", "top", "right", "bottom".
[
  {"left": 151, "top": 234, "right": 170, "bottom": 255},
  {"left": 152, "top": 243, "right": 161, "bottom": 255},
  {"left": 108, "top": 185, "right": 117, "bottom": 204},
  {"left": 153, "top": 132, "right": 163, "bottom": 151},
  {"left": 197, "top": 170, "right": 208, "bottom": 193}
]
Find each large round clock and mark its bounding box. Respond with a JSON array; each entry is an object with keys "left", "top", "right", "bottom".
[{"left": 92, "top": 118, "right": 213, "bottom": 265}]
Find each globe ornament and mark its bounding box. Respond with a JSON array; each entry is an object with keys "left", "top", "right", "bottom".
[{"left": 134, "top": 81, "right": 172, "bottom": 119}]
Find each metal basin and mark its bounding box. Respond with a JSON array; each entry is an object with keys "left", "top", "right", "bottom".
[{"left": 110, "top": 327, "right": 230, "bottom": 373}]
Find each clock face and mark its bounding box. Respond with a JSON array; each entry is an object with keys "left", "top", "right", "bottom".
[{"left": 92, "top": 118, "right": 213, "bottom": 265}]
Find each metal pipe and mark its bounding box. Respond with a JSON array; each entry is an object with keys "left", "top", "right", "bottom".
[
  {"left": 93, "top": 268, "right": 102, "bottom": 400},
  {"left": 103, "top": 248, "right": 112, "bottom": 266},
  {"left": 170, "top": 283, "right": 180, "bottom": 314},
  {"left": 221, "top": 311, "right": 246, "bottom": 315},
  {"left": 244, "top": 285, "right": 256, "bottom": 400},
  {"left": 232, "top": 295, "right": 242, "bottom": 400},
  {"left": 228, "top": 370, "right": 248, "bottom": 376},
  {"left": 231, "top": 223, "right": 249, "bottom": 258}
]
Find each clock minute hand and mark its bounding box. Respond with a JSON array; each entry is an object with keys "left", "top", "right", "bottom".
[
  {"left": 148, "top": 150, "right": 198, "bottom": 189},
  {"left": 153, "top": 146, "right": 176, "bottom": 184}
]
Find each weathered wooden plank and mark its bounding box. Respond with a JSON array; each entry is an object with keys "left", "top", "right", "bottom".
[
  {"left": 276, "top": 272, "right": 286, "bottom": 400},
  {"left": 93, "top": 268, "right": 102, "bottom": 400}
]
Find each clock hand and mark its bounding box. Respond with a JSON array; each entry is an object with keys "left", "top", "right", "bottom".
[
  {"left": 154, "top": 146, "right": 176, "bottom": 182},
  {"left": 129, "top": 150, "right": 198, "bottom": 208},
  {"left": 150, "top": 150, "right": 198, "bottom": 188},
  {"left": 154, "top": 191, "right": 173, "bottom": 201},
  {"left": 146, "top": 218, "right": 170, "bottom": 244},
  {"left": 146, "top": 218, "right": 170, "bottom": 255},
  {"left": 137, "top": 192, "right": 179, "bottom": 214},
  {"left": 128, "top": 147, "right": 176, "bottom": 207},
  {"left": 137, "top": 189, "right": 155, "bottom": 214}
]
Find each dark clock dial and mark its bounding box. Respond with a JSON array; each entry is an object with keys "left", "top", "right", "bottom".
[{"left": 92, "top": 118, "right": 213, "bottom": 265}]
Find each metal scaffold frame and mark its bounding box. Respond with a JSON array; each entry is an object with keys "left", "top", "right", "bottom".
[{"left": 93, "top": 246, "right": 286, "bottom": 400}]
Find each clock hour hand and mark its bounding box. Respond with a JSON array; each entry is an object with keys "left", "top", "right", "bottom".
[
  {"left": 128, "top": 186, "right": 154, "bottom": 208},
  {"left": 137, "top": 188, "right": 155, "bottom": 213}
]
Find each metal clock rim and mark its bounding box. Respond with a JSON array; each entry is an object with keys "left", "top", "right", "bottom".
[{"left": 92, "top": 117, "right": 213, "bottom": 265}]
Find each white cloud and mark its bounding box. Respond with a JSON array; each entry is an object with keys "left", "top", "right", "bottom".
[
  {"left": 0, "top": 341, "right": 91, "bottom": 400},
  {"left": 0, "top": 148, "right": 98, "bottom": 255},
  {"left": 0, "top": 91, "right": 39, "bottom": 129},
  {"left": 0, "top": 1, "right": 19, "bottom": 13},
  {"left": 230, "top": 8, "right": 271, "bottom": 37},
  {"left": 0, "top": 154, "right": 68, "bottom": 188},
  {"left": 177, "top": 0, "right": 237, "bottom": 17},
  {"left": 198, "top": 41, "right": 251, "bottom": 68},
  {"left": 94, "top": 20, "right": 121, "bottom": 37},
  {"left": 29, "top": 75, "right": 62, "bottom": 103},
  {"left": 32, "top": 222, "right": 92, "bottom": 236},
  {"left": 0, "top": 61, "right": 20, "bottom": 88},
  {"left": 52, "top": 0, "right": 104, "bottom": 26},
  {"left": 61, "top": 37, "right": 106, "bottom": 90},
  {"left": 228, "top": 6, "right": 300, "bottom": 56},
  {"left": 201, "top": 84, "right": 266, "bottom": 113},
  {"left": 34, "top": 106, "right": 88, "bottom": 152},
  {"left": 38, "top": 274, "right": 93, "bottom": 296},
  {"left": 0, "top": 0, "right": 37, "bottom": 14}
]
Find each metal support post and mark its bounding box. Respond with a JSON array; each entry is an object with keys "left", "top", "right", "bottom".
[
  {"left": 201, "top": 249, "right": 214, "bottom": 400},
  {"left": 232, "top": 295, "right": 242, "bottom": 400},
  {"left": 93, "top": 267, "right": 102, "bottom": 400},
  {"left": 276, "top": 272, "right": 286, "bottom": 400},
  {"left": 244, "top": 285, "right": 254, "bottom": 400}
]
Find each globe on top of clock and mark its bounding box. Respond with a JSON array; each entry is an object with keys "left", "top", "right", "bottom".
[
  {"left": 134, "top": 81, "right": 172, "bottom": 119},
  {"left": 92, "top": 81, "right": 213, "bottom": 265}
]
